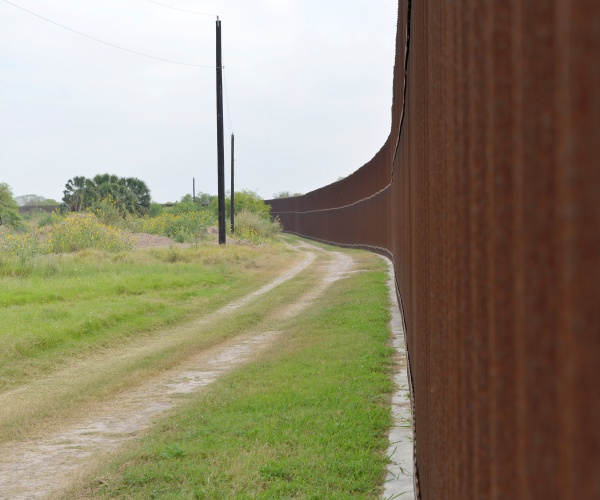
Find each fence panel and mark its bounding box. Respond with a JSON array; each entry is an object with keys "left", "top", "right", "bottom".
[{"left": 267, "top": 1, "right": 599, "bottom": 498}]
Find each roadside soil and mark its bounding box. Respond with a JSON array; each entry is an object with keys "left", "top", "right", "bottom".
[{"left": 0, "top": 238, "right": 357, "bottom": 499}]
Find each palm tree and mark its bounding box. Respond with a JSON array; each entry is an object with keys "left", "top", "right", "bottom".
[
  {"left": 62, "top": 174, "right": 151, "bottom": 216},
  {"left": 62, "top": 176, "right": 93, "bottom": 212},
  {"left": 120, "top": 177, "right": 151, "bottom": 215}
]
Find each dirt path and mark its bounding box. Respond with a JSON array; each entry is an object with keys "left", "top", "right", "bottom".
[{"left": 0, "top": 241, "right": 356, "bottom": 499}]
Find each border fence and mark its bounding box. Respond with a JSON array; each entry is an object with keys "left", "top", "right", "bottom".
[{"left": 267, "top": 1, "right": 599, "bottom": 498}]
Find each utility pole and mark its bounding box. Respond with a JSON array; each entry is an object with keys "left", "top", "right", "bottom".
[
  {"left": 230, "top": 133, "right": 235, "bottom": 233},
  {"left": 193, "top": 177, "right": 196, "bottom": 203},
  {"left": 216, "top": 17, "right": 226, "bottom": 244}
]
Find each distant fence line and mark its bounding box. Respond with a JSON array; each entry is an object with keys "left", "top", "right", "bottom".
[
  {"left": 16, "top": 203, "right": 193, "bottom": 215},
  {"left": 17, "top": 205, "right": 61, "bottom": 214},
  {"left": 267, "top": 1, "right": 599, "bottom": 498}
]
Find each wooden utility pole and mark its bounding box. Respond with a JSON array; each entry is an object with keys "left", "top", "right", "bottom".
[
  {"left": 216, "top": 17, "right": 226, "bottom": 244},
  {"left": 230, "top": 133, "right": 235, "bottom": 233},
  {"left": 193, "top": 177, "right": 196, "bottom": 203}
]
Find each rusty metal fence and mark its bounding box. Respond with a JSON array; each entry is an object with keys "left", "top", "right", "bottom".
[{"left": 267, "top": 1, "right": 599, "bottom": 498}]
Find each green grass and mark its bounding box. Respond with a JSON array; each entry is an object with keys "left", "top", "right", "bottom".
[
  {"left": 69, "top": 251, "right": 393, "bottom": 499},
  {"left": 0, "top": 244, "right": 293, "bottom": 392}
]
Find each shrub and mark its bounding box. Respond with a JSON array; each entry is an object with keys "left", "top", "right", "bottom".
[
  {"left": 0, "top": 231, "right": 44, "bottom": 265},
  {"left": 210, "top": 190, "right": 271, "bottom": 221},
  {"left": 0, "top": 183, "right": 22, "bottom": 229},
  {"left": 37, "top": 213, "right": 54, "bottom": 228},
  {"left": 47, "top": 213, "right": 133, "bottom": 253},
  {"left": 0, "top": 212, "right": 133, "bottom": 273},
  {"left": 234, "top": 210, "right": 281, "bottom": 243},
  {"left": 89, "top": 195, "right": 124, "bottom": 227},
  {"left": 148, "top": 203, "right": 164, "bottom": 217},
  {"left": 129, "top": 211, "right": 215, "bottom": 243}
]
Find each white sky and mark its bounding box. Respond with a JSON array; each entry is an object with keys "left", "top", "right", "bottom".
[{"left": 0, "top": 0, "right": 397, "bottom": 203}]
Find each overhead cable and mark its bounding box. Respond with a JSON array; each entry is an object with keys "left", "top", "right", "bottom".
[{"left": 1, "top": 0, "right": 214, "bottom": 68}]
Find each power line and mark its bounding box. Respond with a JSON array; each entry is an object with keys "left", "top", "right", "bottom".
[
  {"left": 1, "top": 0, "right": 214, "bottom": 68},
  {"left": 146, "top": 0, "right": 217, "bottom": 17}
]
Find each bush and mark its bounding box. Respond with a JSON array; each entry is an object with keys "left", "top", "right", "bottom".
[
  {"left": 211, "top": 190, "right": 271, "bottom": 221},
  {"left": 234, "top": 210, "right": 281, "bottom": 243},
  {"left": 148, "top": 203, "right": 164, "bottom": 217},
  {"left": 0, "top": 183, "right": 22, "bottom": 229},
  {"left": 129, "top": 211, "right": 215, "bottom": 243},
  {"left": 37, "top": 213, "right": 54, "bottom": 228},
  {"left": 89, "top": 196, "right": 124, "bottom": 227},
  {"left": 0, "top": 231, "right": 44, "bottom": 267},
  {"left": 47, "top": 213, "right": 133, "bottom": 253},
  {"left": 165, "top": 201, "right": 199, "bottom": 216},
  {"left": 0, "top": 212, "right": 133, "bottom": 273}
]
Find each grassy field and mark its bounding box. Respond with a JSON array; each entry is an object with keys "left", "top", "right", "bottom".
[
  {"left": 61, "top": 247, "right": 394, "bottom": 499},
  {"left": 0, "top": 235, "right": 395, "bottom": 498},
  {"left": 0, "top": 244, "right": 294, "bottom": 393}
]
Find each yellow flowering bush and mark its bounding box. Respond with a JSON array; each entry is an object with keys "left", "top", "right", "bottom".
[
  {"left": 0, "top": 199, "right": 221, "bottom": 270},
  {"left": 47, "top": 213, "right": 133, "bottom": 253},
  {"left": 1, "top": 231, "right": 44, "bottom": 263}
]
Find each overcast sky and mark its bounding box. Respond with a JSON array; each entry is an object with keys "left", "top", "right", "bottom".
[{"left": 0, "top": 0, "right": 397, "bottom": 203}]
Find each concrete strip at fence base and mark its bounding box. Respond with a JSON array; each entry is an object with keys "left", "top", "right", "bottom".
[{"left": 383, "top": 258, "right": 415, "bottom": 500}]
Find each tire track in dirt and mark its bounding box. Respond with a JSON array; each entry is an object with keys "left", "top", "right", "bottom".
[
  {"left": 0, "top": 241, "right": 354, "bottom": 500},
  {"left": 0, "top": 248, "right": 315, "bottom": 446}
]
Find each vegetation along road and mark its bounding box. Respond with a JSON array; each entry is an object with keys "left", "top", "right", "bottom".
[{"left": 0, "top": 235, "right": 400, "bottom": 498}]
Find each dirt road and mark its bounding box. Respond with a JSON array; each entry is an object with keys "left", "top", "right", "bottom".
[{"left": 0, "top": 239, "right": 359, "bottom": 499}]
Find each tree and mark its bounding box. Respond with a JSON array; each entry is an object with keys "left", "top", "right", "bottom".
[
  {"left": 15, "top": 194, "right": 60, "bottom": 206},
  {"left": 62, "top": 174, "right": 151, "bottom": 216},
  {"left": 273, "top": 191, "right": 303, "bottom": 199},
  {"left": 0, "top": 183, "right": 22, "bottom": 228},
  {"left": 62, "top": 176, "right": 90, "bottom": 212},
  {"left": 177, "top": 193, "right": 215, "bottom": 208},
  {"left": 117, "top": 176, "right": 151, "bottom": 215},
  {"left": 166, "top": 194, "right": 202, "bottom": 215},
  {"left": 211, "top": 189, "right": 271, "bottom": 220},
  {"left": 197, "top": 192, "right": 213, "bottom": 206}
]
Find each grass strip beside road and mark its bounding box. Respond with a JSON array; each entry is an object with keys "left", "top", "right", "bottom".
[
  {"left": 0, "top": 244, "right": 295, "bottom": 392},
  {"left": 0, "top": 244, "right": 304, "bottom": 444},
  {"left": 69, "top": 251, "right": 394, "bottom": 499}
]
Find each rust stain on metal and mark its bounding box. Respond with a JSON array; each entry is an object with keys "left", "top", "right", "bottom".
[{"left": 267, "top": 0, "right": 600, "bottom": 498}]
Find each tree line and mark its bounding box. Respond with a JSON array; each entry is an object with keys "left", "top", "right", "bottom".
[{"left": 1, "top": 173, "right": 299, "bottom": 229}]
